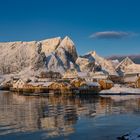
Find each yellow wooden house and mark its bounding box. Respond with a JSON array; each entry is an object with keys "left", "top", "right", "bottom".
[{"left": 99, "top": 79, "right": 114, "bottom": 90}]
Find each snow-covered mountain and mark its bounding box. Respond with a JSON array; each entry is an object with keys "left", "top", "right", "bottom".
[
  {"left": 0, "top": 36, "right": 78, "bottom": 76},
  {"left": 116, "top": 57, "right": 135, "bottom": 75},
  {"left": 1, "top": 36, "right": 139, "bottom": 78},
  {"left": 114, "top": 56, "right": 140, "bottom": 75},
  {"left": 76, "top": 51, "right": 118, "bottom": 75}
]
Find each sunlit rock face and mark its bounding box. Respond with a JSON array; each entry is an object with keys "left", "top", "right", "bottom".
[
  {"left": 41, "top": 37, "right": 61, "bottom": 55},
  {"left": 57, "top": 36, "right": 78, "bottom": 63}
]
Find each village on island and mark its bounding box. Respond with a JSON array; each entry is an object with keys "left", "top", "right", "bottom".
[
  {"left": 0, "top": 56, "right": 140, "bottom": 96},
  {"left": 0, "top": 37, "right": 140, "bottom": 95}
]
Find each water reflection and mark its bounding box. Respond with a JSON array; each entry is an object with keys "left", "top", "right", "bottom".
[{"left": 0, "top": 92, "right": 140, "bottom": 138}]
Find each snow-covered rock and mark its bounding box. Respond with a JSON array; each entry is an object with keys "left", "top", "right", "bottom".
[{"left": 118, "top": 128, "right": 140, "bottom": 140}]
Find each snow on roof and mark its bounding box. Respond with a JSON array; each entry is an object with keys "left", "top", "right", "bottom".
[
  {"left": 105, "top": 80, "right": 113, "bottom": 84},
  {"left": 86, "top": 82, "right": 100, "bottom": 87},
  {"left": 28, "top": 82, "right": 53, "bottom": 87}
]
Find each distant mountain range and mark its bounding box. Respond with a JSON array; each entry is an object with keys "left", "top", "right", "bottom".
[
  {"left": 0, "top": 36, "right": 139, "bottom": 80},
  {"left": 107, "top": 55, "right": 140, "bottom": 64}
]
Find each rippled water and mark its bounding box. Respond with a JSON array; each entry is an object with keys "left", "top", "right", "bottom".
[{"left": 0, "top": 92, "right": 140, "bottom": 140}]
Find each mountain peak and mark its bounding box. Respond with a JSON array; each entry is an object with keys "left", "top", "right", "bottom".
[
  {"left": 116, "top": 56, "right": 134, "bottom": 71},
  {"left": 87, "top": 51, "right": 96, "bottom": 56},
  {"left": 64, "top": 36, "right": 72, "bottom": 40},
  {"left": 91, "top": 51, "right": 96, "bottom": 56},
  {"left": 61, "top": 36, "right": 74, "bottom": 46},
  {"left": 125, "top": 56, "right": 133, "bottom": 61}
]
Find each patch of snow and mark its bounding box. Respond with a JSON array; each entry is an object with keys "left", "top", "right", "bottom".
[
  {"left": 118, "top": 128, "right": 140, "bottom": 140},
  {"left": 100, "top": 84, "right": 140, "bottom": 94}
]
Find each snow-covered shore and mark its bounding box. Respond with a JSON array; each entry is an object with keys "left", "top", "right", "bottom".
[{"left": 100, "top": 84, "right": 140, "bottom": 94}]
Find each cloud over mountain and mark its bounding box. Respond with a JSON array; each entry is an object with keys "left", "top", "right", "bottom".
[{"left": 90, "top": 31, "right": 137, "bottom": 39}]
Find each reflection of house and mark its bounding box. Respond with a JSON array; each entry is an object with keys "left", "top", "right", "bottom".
[
  {"left": 99, "top": 79, "right": 114, "bottom": 90},
  {"left": 41, "top": 117, "right": 55, "bottom": 130},
  {"left": 63, "top": 69, "right": 78, "bottom": 79},
  {"left": 124, "top": 74, "right": 140, "bottom": 88},
  {"left": 13, "top": 79, "right": 26, "bottom": 89}
]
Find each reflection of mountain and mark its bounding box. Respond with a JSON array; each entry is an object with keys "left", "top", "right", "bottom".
[{"left": 0, "top": 92, "right": 140, "bottom": 138}]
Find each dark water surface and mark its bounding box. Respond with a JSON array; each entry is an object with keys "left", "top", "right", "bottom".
[{"left": 0, "top": 92, "right": 140, "bottom": 140}]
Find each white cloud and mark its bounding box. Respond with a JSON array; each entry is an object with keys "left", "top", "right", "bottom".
[{"left": 90, "top": 31, "right": 137, "bottom": 39}]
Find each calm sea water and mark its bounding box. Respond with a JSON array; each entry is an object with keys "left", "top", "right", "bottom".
[{"left": 0, "top": 91, "right": 140, "bottom": 140}]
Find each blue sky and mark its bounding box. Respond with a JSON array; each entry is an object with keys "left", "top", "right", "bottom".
[{"left": 0, "top": 0, "right": 140, "bottom": 56}]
